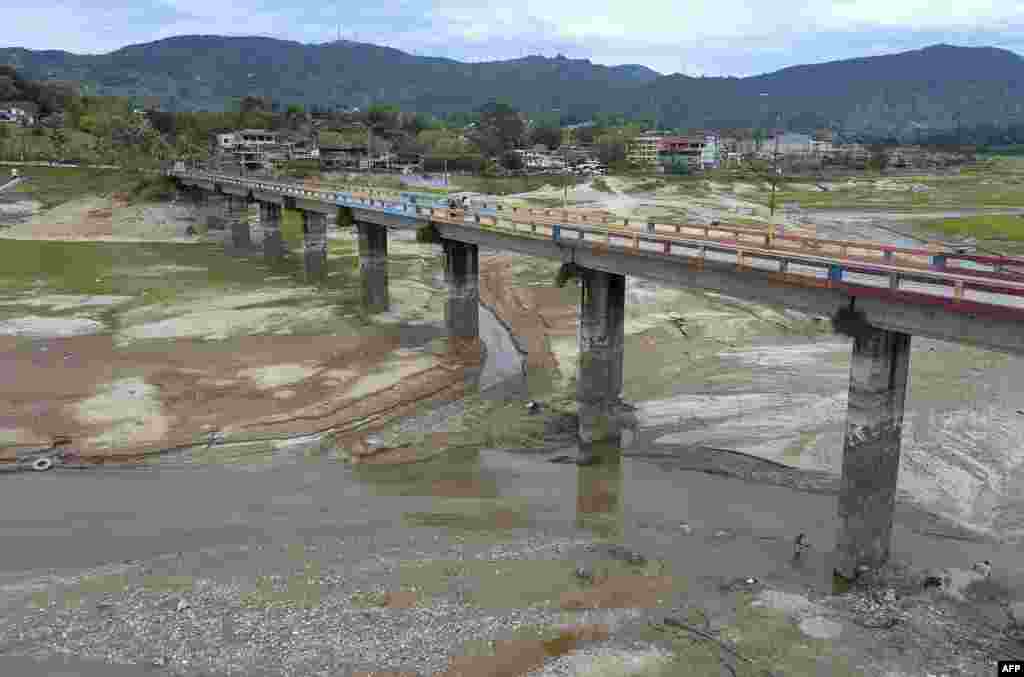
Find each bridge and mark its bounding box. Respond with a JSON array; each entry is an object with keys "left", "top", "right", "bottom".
[{"left": 169, "top": 168, "right": 1024, "bottom": 579}]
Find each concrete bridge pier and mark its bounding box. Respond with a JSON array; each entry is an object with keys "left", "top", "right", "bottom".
[
  {"left": 443, "top": 239, "right": 479, "bottom": 348},
  {"left": 835, "top": 323, "right": 911, "bottom": 579},
  {"left": 247, "top": 202, "right": 263, "bottom": 245},
  {"left": 230, "top": 198, "right": 252, "bottom": 250},
  {"left": 356, "top": 221, "right": 389, "bottom": 312},
  {"left": 205, "top": 193, "right": 226, "bottom": 230},
  {"left": 302, "top": 210, "right": 329, "bottom": 281},
  {"left": 259, "top": 202, "right": 284, "bottom": 263},
  {"left": 576, "top": 268, "right": 627, "bottom": 446}
]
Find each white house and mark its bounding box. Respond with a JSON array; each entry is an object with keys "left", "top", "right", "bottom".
[
  {"left": 762, "top": 132, "right": 813, "bottom": 157},
  {"left": 700, "top": 135, "right": 721, "bottom": 169}
]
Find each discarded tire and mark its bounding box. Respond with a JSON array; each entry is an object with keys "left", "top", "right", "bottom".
[{"left": 30, "top": 457, "right": 54, "bottom": 472}]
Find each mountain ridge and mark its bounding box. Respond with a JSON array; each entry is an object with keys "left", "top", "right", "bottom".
[{"left": 1, "top": 37, "right": 1022, "bottom": 136}]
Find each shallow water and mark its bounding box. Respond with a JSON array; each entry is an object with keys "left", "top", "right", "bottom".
[{"left": 3, "top": 209, "right": 1023, "bottom": 554}]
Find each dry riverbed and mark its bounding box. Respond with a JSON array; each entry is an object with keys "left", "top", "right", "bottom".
[{"left": 2, "top": 185, "right": 1024, "bottom": 675}]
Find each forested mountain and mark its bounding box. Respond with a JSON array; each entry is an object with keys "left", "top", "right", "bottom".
[{"left": 2, "top": 38, "right": 1022, "bottom": 138}]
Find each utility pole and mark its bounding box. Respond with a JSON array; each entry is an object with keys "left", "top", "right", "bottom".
[
  {"left": 563, "top": 146, "right": 568, "bottom": 209},
  {"left": 769, "top": 113, "right": 781, "bottom": 219}
]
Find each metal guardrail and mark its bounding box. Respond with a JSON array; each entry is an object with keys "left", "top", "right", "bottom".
[{"left": 169, "top": 169, "right": 1024, "bottom": 318}]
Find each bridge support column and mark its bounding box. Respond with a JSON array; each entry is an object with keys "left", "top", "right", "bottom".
[
  {"left": 230, "top": 199, "right": 252, "bottom": 250},
  {"left": 260, "top": 202, "right": 284, "bottom": 263},
  {"left": 357, "top": 221, "right": 389, "bottom": 312},
  {"left": 302, "top": 210, "right": 329, "bottom": 281},
  {"left": 247, "top": 202, "right": 263, "bottom": 245},
  {"left": 835, "top": 325, "right": 911, "bottom": 579},
  {"left": 443, "top": 239, "right": 479, "bottom": 345},
  {"left": 205, "top": 194, "right": 226, "bottom": 230},
  {"left": 576, "top": 268, "right": 626, "bottom": 445}
]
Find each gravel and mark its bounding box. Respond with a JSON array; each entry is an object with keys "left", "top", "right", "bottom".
[
  {"left": 0, "top": 533, "right": 651, "bottom": 677},
  {"left": 524, "top": 645, "right": 674, "bottom": 677}
]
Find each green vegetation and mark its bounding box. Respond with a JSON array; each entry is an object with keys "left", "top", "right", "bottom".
[
  {"left": 279, "top": 208, "right": 305, "bottom": 248},
  {"left": 279, "top": 159, "right": 320, "bottom": 179},
  {"left": 591, "top": 177, "right": 613, "bottom": 193},
  {"left": 9, "top": 166, "right": 143, "bottom": 209},
  {"left": 396, "top": 555, "right": 675, "bottom": 609},
  {"left": 643, "top": 593, "right": 859, "bottom": 677},
  {"left": 629, "top": 179, "right": 666, "bottom": 193},
  {"left": 749, "top": 157, "right": 1024, "bottom": 211},
  {"left": 917, "top": 214, "right": 1024, "bottom": 241},
  {"left": 126, "top": 174, "right": 176, "bottom": 204},
  {"left": 0, "top": 125, "right": 103, "bottom": 162}
]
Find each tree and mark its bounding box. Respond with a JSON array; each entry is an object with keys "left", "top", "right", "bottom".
[
  {"left": 868, "top": 144, "right": 889, "bottom": 171},
  {"left": 528, "top": 125, "right": 561, "bottom": 150},
  {"left": 471, "top": 101, "right": 525, "bottom": 159},
  {"left": 240, "top": 95, "right": 269, "bottom": 114},
  {"left": 575, "top": 126, "right": 597, "bottom": 145},
  {"left": 502, "top": 150, "right": 524, "bottom": 171},
  {"left": 417, "top": 129, "right": 471, "bottom": 155},
  {"left": 147, "top": 110, "right": 176, "bottom": 136},
  {"left": 366, "top": 103, "right": 400, "bottom": 131},
  {"left": 595, "top": 137, "right": 626, "bottom": 165}
]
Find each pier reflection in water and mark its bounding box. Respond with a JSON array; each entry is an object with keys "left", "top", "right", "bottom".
[{"left": 575, "top": 440, "right": 625, "bottom": 539}]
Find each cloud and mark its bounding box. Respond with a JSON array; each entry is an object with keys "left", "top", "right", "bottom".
[{"left": 2, "top": 0, "right": 1023, "bottom": 75}]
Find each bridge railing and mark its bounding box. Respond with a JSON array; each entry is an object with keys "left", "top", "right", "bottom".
[
  {"left": 169, "top": 170, "right": 1024, "bottom": 315},
  {"left": 429, "top": 206, "right": 1024, "bottom": 317}
]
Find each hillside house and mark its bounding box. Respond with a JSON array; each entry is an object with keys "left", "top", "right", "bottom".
[
  {"left": 656, "top": 136, "right": 706, "bottom": 173},
  {"left": 512, "top": 148, "right": 566, "bottom": 171},
  {"left": 319, "top": 144, "right": 369, "bottom": 171},
  {"left": 763, "top": 132, "right": 814, "bottom": 157},
  {"left": 700, "top": 135, "right": 721, "bottom": 169},
  {"left": 627, "top": 136, "right": 662, "bottom": 167},
  {"left": 216, "top": 129, "right": 322, "bottom": 168}
]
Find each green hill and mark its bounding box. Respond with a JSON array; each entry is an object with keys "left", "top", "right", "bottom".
[{"left": 2, "top": 39, "right": 1023, "bottom": 139}]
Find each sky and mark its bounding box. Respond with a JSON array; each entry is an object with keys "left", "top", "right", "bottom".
[{"left": 4, "top": 0, "right": 1024, "bottom": 77}]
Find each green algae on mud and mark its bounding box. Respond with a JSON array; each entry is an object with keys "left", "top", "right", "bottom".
[
  {"left": 645, "top": 592, "right": 861, "bottom": 677},
  {"left": 239, "top": 560, "right": 325, "bottom": 609},
  {"left": 397, "top": 555, "right": 682, "bottom": 610}
]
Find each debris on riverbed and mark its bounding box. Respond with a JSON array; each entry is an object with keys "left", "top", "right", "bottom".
[{"left": 3, "top": 435, "right": 76, "bottom": 472}]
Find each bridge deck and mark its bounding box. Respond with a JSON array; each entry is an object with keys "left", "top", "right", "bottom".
[{"left": 171, "top": 169, "right": 1024, "bottom": 354}]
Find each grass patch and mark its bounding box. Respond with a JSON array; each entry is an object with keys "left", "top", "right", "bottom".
[
  {"left": 629, "top": 180, "right": 666, "bottom": 193},
  {"left": 917, "top": 214, "right": 1024, "bottom": 242},
  {"left": 397, "top": 556, "right": 677, "bottom": 610},
  {"left": 239, "top": 561, "right": 324, "bottom": 609},
  {"left": 280, "top": 207, "right": 305, "bottom": 248},
  {"left": 9, "top": 166, "right": 140, "bottom": 209},
  {"left": 0, "top": 239, "right": 120, "bottom": 293},
  {"left": 125, "top": 174, "right": 176, "bottom": 204},
  {"left": 649, "top": 593, "right": 859, "bottom": 676},
  {"left": 591, "top": 177, "right": 613, "bottom": 193},
  {"left": 402, "top": 497, "right": 535, "bottom": 533},
  {"left": 0, "top": 126, "right": 101, "bottom": 163}
]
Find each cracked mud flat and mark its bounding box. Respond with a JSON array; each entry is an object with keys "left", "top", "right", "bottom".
[{"left": 0, "top": 231, "right": 469, "bottom": 462}]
